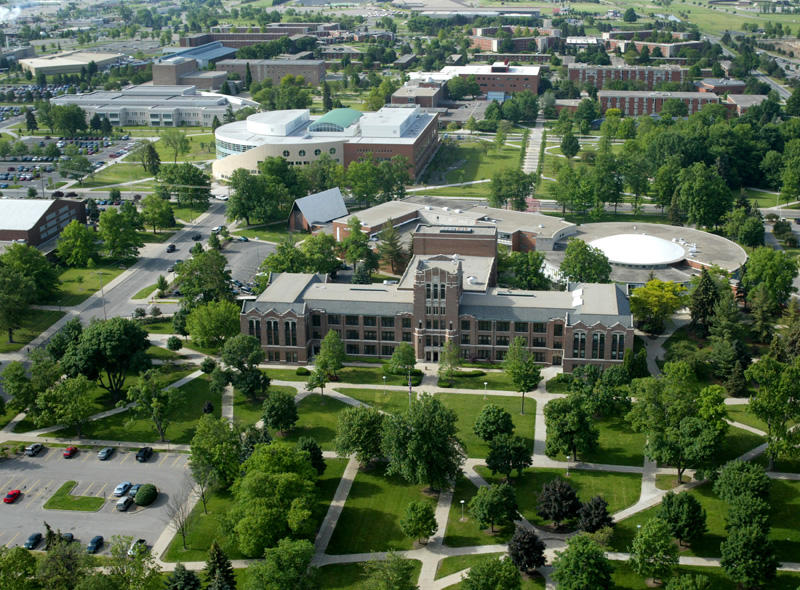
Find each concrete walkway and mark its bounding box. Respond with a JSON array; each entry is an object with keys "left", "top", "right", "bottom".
[{"left": 522, "top": 120, "right": 544, "bottom": 174}]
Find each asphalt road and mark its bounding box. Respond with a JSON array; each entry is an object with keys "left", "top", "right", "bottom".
[{"left": 0, "top": 445, "right": 191, "bottom": 553}]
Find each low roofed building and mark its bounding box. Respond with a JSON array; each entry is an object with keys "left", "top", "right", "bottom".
[{"left": 0, "top": 198, "right": 86, "bottom": 247}]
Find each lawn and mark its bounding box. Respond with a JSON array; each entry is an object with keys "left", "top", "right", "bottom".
[
  {"left": 56, "top": 372, "right": 211, "bottom": 444},
  {"left": 154, "top": 133, "right": 216, "bottom": 163},
  {"left": 79, "top": 163, "right": 152, "bottom": 188},
  {"left": 172, "top": 203, "right": 209, "bottom": 223},
  {"left": 716, "top": 426, "right": 765, "bottom": 463},
  {"left": 146, "top": 345, "right": 181, "bottom": 362},
  {"left": 316, "top": 560, "right": 422, "bottom": 590},
  {"left": 0, "top": 310, "right": 65, "bottom": 353},
  {"left": 231, "top": 385, "right": 298, "bottom": 427},
  {"left": 436, "top": 552, "right": 506, "bottom": 579},
  {"left": 335, "top": 388, "right": 413, "bottom": 415},
  {"left": 266, "top": 366, "right": 413, "bottom": 386},
  {"left": 0, "top": 405, "right": 19, "bottom": 431},
  {"left": 165, "top": 457, "right": 348, "bottom": 562},
  {"left": 43, "top": 480, "right": 105, "bottom": 511},
  {"left": 234, "top": 222, "right": 293, "bottom": 243},
  {"left": 444, "top": 476, "right": 515, "bottom": 547},
  {"left": 435, "top": 393, "right": 535, "bottom": 459},
  {"left": 549, "top": 416, "right": 646, "bottom": 467},
  {"left": 55, "top": 261, "right": 128, "bottom": 306},
  {"left": 611, "top": 479, "right": 800, "bottom": 562},
  {"left": 327, "top": 463, "right": 436, "bottom": 554},
  {"left": 478, "top": 466, "right": 641, "bottom": 526},
  {"left": 137, "top": 227, "right": 181, "bottom": 244},
  {"left": 746, "top": 187, "right": 786, "bottom": 209},
  {"left": 140, "top": 319, "right": 175, "bottom": 334},
  {"left": 419, "top": 183, "right": 492, "bottom": 199},
  {"left": 725, "top": 404, "right": 767, "bottom": 432},
  {"left": 442, "top": 370, "right": 519, "bottom": 392},
  {"left": 283, "top": 394, "right": 349, "bottom": 451},
  {"left": 443, "top": 569, "right": 545, "bottom": 590},
  {"left": 424, "top": 141, "right": 521, "bottom": 185},
  {"left": 132, "top": 284, "right": 158, "bottom": 300}
]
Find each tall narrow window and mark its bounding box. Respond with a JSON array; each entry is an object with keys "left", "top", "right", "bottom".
[
  {"left": 284, "top": 321, "right": 297, "bottom": 347},
  {"left": 266, "top": 320, "right": 279, "bottom": 345},
  {"left": 572, "top": 332, "right": 586, "bottom": 359},
  {"left": 249, "top": 319, "right": 261, "bottom": 342},
  {"left": 611, "top": 333, "right": 625, "bottom": 360},
  {"left": 591, "top": 333, "right": 605, "bottom": 359}
]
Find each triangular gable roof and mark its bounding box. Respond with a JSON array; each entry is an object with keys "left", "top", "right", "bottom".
[{"left": 293, "top": 187, "right": 348, "bottom": 225}]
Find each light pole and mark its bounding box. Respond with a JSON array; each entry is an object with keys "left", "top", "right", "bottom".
[
  {"left": 97, "top": 269, "right": 107, "bottom": 320},
  {"left": 382, "top": 375, "right": 386, "bottom": 396},
  {"left": 460, "top": 499, "right": 465, "bottom": 521},
  {"left": 566, "top": 454, "right": 571, "bottom": 477},
  {"left": 483, "top": 381, "right": 487, "bottom": 400},
  {"left": 408, "top": 370, "right": 413, "bottom": 407}
]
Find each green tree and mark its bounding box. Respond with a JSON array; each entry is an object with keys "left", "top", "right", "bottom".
[
  {"left": 437, "top": 339, "right": 461, "bottom": 386},
  {"left": 51, "top": 104, "right": 87, "bottom": 136},
  {"left": 552, "top": 534, "right": 612, "bottom": 590},
  {"left": 59, "top": 154, "right": 93, "bottom": 183},
  {"left": 504, "top": 336, "right": 541, "bottom": 414},
  {"left": 222, "top": 334, "right": 268, "bottom": 400},
  {"left": 99, "top": 207, "right": 143, "bottom": 259},
  {"left": 316, "top": 329, "right": 346, "bottom": 379},
  {"left": 713, "top": 460, "right": 771, "bottom": 503},
  {"left": 106, "top": 535, "right": 161, "bottom": 590},
  {"left": 400, "top": 500, "right": 437, "bottom": 543},
  {"left": 377, "top": 221, "right": 406, "bottom": 274},
  {"left": 244, "top": 538, "right": 316, "bottom": 590},
  {"left": 382, "top": 393, "right": 465, "bottom": 491},
  {"left": 190, "top": 414, "right": 242, "bottom": 489},
  {"left": 506, "top": 250, "right": 549, "bottom": 290},
  {"left": 227, "top": 168, "right": 266, "bottom": 226},
  {"left": 341, "top": 216, "right": 370, "bottom": 269},
  {"left": 508, "top": 525, "right": 546, "bottom": 574},
  {"left": 0, "top": 266, "right": 33, "bottom": 344},
  {"left": 559, "top": 239, "right": 611, "bottom": 283},
  {"left": 388, "top": 342, "right": 416, "bottom": 376},
  {"left": 623, "top": 7, "right": 637, "bottom": 21},
  {"left": 262, "top": 389, "right": 298, "bottom": 432},
  {"left": 347, "top": 159, "right": 382, "bottom": 208},
  {"left": 361, "top": 552, "right": 418, "bottom": 590},
  {"left": 0, "top": 546, "right": 38, "bottom": 590},
  {"left": 175, "top": 249, "right": 233, "bottom": 306},
  {"left": 301, "top": 233, "right": 340, "bottom": 275},
  {"left": 689, "top": 268, "right": 720, "bottom": 336},
  {"left": 260, "top": 235, "right": 308, "bottom": 274},
  {"left": 140, "top": 193, "right": 174, "bottom": 233},
  {"left": 462, "top": 557, "right": 521, "bottom": 590},
  {"left": 186, "top": 300, "right": 240, "bottom": 348},
  {"left": 630, "top": 279, "right": 687, "bottom": 334},
  {"left": 204, "top": 541, "right": 236, "bottom": 590},
  {"left": 24, "top": 108, "right": 37, "bottom": 132},
  {"left": 560, "top": 128, "right": 580, "bottom": 159},
  {"left": 544, "top": 394, "right": 598, "bottom": 460},
  {"left": 34, "top": 375, "right": 95, "bottom": 437},
  {"left": 158, "top": 163, "right": 211, "bottom": 208},
  {"left": 37, "top": 533, "right": 93, "bottom": 590},
  {"left": 720, "top": 525, "right": 778, "bottom": 590},
  {"left": 160, "top": 128, "right": 190, "bottom": 164},
  {"left": 629, "top": 518, "right": 678, "bottom": 584},
  {"left": 468, "top": 482, "right": 518, "bottom": 532},
  {"left": 741, "top": 246, "right": 798, "bottom": 308},
  {"left": 486, "top": 433, "right": 531, "bottom": 478},
  {"left": 1, "top": 242, "right": 60, "bottom": 303},
  {"left": 61, "top": 317, "right": 150, "bottom": 401},
  {"left": 578, "top": 496, "right": 613, "bottom": 533},
  {"left": 164, "top": 563, "right": 201, "bottom": 590},
  {"left": 473, "top": 403, "right": 514, "bottom": 442},
  {"left": 652, "top": 157, "right": 682, "bottom": 211},
  {"left": 321, "top": 80, "right": 333, "bottom": 111},
  {"left": 298, "top": 154, "right": 343, "bottom": 194},
  {"left": 334, "top": 405, "right": 385, "bottom": 465},
  {"left": 658, "top": 491, "right": 707, "bottom": 547},
  {"left": 125, "top": 369, "right": 177, "bottom": 441},
  {"left": 297, "top": 436, "right": 326, "bottom": 475},
  {"left": 665, "top": 575, "right": 711, "bottom": 590},
  {"left": 56, "top": 219, "right": 99, "bottom": 267},
  {"left": 675, "top": 162, "right": 733, "bottom": 228},
  {"left": 489, "top": 169, "right": 534, "bottom": 211}
]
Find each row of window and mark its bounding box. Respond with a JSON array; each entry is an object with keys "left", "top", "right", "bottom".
[
  {"left": 461, "top": 320, "right": 558, "bottom": 334},
  {"left": 314, "top": 314, "right": 412, "bottom": 328},
  {"left": 281, "top": 147, "right": 336, "bottom": 157},
  {"left": 462, "top": 335, "right": 554, "bottom": 347},
  {"left": 571, "top": 332, "right": 626, "bottom": 360}
]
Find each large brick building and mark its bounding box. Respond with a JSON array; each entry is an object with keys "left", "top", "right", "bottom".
[
  {"left": 597, "top": 90, "right": 720, "bottom": 115},
  {"left": 0, "top": 198, "right": 86, "bottom": 246},
  {"left": 215, "top": 59, "right": 326, "bottom": 86},
  {"left": 180, "top": 23, "right": 340, "bottom": 48},
  {"left": 568, "top": 64, "right": 687, "bottom": 90},
  {"left": 408, "top": 63, "right": 540, "bottom": 100},
  {"left": 240, "top": 226, "right": 634, "bottom": 369}
]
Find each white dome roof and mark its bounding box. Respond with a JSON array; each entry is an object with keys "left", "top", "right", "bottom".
[{"left": 589, "top": 234, "right": 686, "bottom": 267}]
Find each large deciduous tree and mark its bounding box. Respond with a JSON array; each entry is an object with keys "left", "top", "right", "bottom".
[
  {"left": 243, "top": 538, "right": 316, "bottom": 590},
  {"left": 741, "top": 246, "right": 798, "bottom": 309},
  {"left": 468, "top": 482, "right": 518, "bottom": 533},
  {"left": 559, "top": 239, "right": 611, "bottom": 284},
  {"left": 658, "top": 491, "right": 707, "bottom": 547},
  {"left": 552, "top": 534, "right": 612, "bottom": 590},
  {"left": 140, "top": 194, "right": 174, "bottom": 233},
  {"left": 261, "top": 390, "right": 298, "bottom": 433},
  {"left": 503, "top": 336, "right": 541, "bottom": 414},
  {"left": 34, "top": 375, "right": 95, "bottom": 437},
  {"left": 361, "top": 552, "right": 419, "bottom": 590},
  {"left": 473, "top": 404, "right": 514, "bottom": 442},
  {"left": 536, "top": 477, "right": 581, "bottom": 528},
  {"left": 0, "top": 242, "right": 60, "bottom": 303},
  {"left": 629, "top": 279, "right": 687, "bottom": 334},
  {"left": 462, "top": 557, "right": 521, "bottom": 590},
  {"left": 334, "top": 405, "right": 385, "bottom": 466},
  {"left": 190, "top": 414, "right": 242, "bottom": 490},
  {"left": 720, "top": 525, "right": 778, "bottom": 590},
  {"left": 508, "top": 525, "right": 546, "bottom": 575},
  {"left": 629, "top": 518, "right": 678, "bottom": 584},
  {"left": 186, "top": 300, "right": 240, "bottom": 349},
  {"left": 399, "top": 500, "right": 437, "bottom": 543},
  {"left": 125, "top": 369, "right": 178, "bottom": 441},
  {"left": 99, "top": 207, "right": 143, "bottom": 259},
  {"left": 544, "top": 394, "right": 598, "bottom": 460},
  {"left": 57, "top": 219, "right": 99, "bottom": 267}
]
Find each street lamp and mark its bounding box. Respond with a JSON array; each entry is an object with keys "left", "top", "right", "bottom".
[
  {"left": 483, "top": 381, "right": 488, "bottom": 400},
  {"left": 460, "top": 499, "right": 465, "bottom": 521},
  {"left": 382, "top": 375, "right": 386, "bottom": 396},
  {"left": 566, "top": 454, "right": 571, "bottom": 477},
  {"left": 408, "top": 370, "right": 413, "bottom": 407},
  {"left": 97, "top": 269, "right": 107, "bottom": 320}
]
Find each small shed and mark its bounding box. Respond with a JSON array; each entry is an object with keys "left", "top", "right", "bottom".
[{"left": 288, "top": 187, "right": 348, "bottom": 231}]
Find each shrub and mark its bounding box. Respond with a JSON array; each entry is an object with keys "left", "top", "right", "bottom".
[
  {"left": 295, "top": 367, "right": 311, "bottom": 376},
  {"left": 135, "top": 483, "right": 158, "bottom": 506},
  {"left": 201, "top": 357, "right": 217, "bottom": 374},
  {"left": 166, "top": 336, "right": 183, "bottom": 351}
]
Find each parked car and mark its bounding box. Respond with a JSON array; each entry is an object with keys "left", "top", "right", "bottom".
[
  {"left": 127, "top": 538, "right": 146, "bottom": 556},
  {"left": 113, "top": 482, "right": 132, "bottom": 497},
  {"left": 60, "top": 533, "right": 74, "bottom": 544},
  {"left": 116, "top": 496, "right": 134, "bottom": 512},
  {"left": 97, "top": 447, "right": 114, "bottom": 461},
  {"left": 135, "top": 447, "right": 153, "bottom": 463},
  {"left": 191, "top": 233, "right": 202, "bottom": 241},
  {"left": 166, "top": 244, "right": 176, "bottom": 253},
  {"left": 237, "top": 236, "right": 249, "bottom": 242},
  {"left": 86, "top": 535, "right": 104, "bottom": 554},
  {"left": 25, "top": 443, "right": 44, "bottom": 456},
  {"left": 24, "top": 532, "right": 42, "bottom": 550},
  {"left": 3, "top": 490, "right": 21, "bottom": 504},
  {"left": 128, "top": 483, "right": 142, "bottom": 498},
  {"left": 63, "top": 446, "right": 78, "bottom": 458}
]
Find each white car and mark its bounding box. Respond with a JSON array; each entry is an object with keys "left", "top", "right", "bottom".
[{"left": 113, "top": 482, "right": 132, "bottom": 497}]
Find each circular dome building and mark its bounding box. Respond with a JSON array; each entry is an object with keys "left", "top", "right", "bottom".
[{"left": 588, "top": 234, "right": 687, "bottom": 268}]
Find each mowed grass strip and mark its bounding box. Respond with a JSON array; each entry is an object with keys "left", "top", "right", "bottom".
[
  {"left": 435, "top": 552, "right": 506, "bottom": 580},
  {"left": 232, "top": 385, "right": 298, "bottom": 427},
  {"left": 316, "top": 560, "right": 422, "bottom": 589},
  {"left": 477, "top": 467, "right": 641, "bottom": 528},
  {"left": 55, "top": 261, "right": 127, "bottom": 306},
  {"left": 335, "top": 388, "right": 411, "bottom": 415},
  {"left": 0, "top": 310, "right": 65, "bottom": 353},
  {"left": 444, "top": 476, "right": 514, "bottom": 547},
  {"left": 326, "top": 463, "right": 436, "bottom": 554},
  {"left": 283, "top": 394, "right": 349, "bottom": 450},
  {"left": 548, "top": 415, "right": 645, "bottom": 467},
  {"left": 44, "top": 481, "right": 105, "bottom": 511}
]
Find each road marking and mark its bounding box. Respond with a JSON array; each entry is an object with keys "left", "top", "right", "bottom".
[
  {"left": 22, "top": 479, "right": 40, "bottom": 499},
  {"left": 158, "top": 454, "right": 168, "bottom": 466},
  {"left": 95, "top": 483, "right": 107, "bottom": 498},
  {"left": 80, "top": 452, "right": 91, "bottom": 463},
  {"left": 5, "top": 532, "right": 19, "bottom": 547},
  {"left": 81, "top": 482, "right": 94, "bottom": 496},
  {"left": 14, "top": 478, "right": 31, "bottom": 491},
  {"left": 0, "top": 476, "right": 14, "bottom": 491},
  {"left": 28, "top": 480, "right": 53, "bottom": 502},
  {"left": 119, "top": 453, "right": 131, "bottom": 465},
  {"left": 171, "top": 455, "right": 183, "bottom": 467}
]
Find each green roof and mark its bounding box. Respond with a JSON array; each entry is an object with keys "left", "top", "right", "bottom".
[{"left": 309, "top": 108, "right": 362, "bottom": 131}]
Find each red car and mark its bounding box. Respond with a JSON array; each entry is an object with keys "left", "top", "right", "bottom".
[
  {"left": 3, "top": 490, "right": 21, "bottom": 504},
  {"left": 63, "top": 446, "right": 78, "bottom": 458}
]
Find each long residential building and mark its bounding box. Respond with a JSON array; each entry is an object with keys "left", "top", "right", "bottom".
[
  {"left": 215, "top": 59, "right": 326, "bottom": 86},
  {"left": 212, "top": 106, "right": 439, "bottom": 180},
  {"left": 51, "top": 85, "right": 243, "bottom": 127},
  {"left": 240, "top": 226, "right": 634, "bottom": 369},
  {"left": 597, "top": 90, "right": 720, "bottom": 115},
  {"left": 568, "top": 64, "right": 687, "bottom": 90},
  {"left": 407, "top": 62, "right": 539, "bottom": 100}
]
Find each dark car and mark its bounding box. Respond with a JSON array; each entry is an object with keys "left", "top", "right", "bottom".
[
  {"left": 60, "top": 533, "right": 74, "bottom": 544},
  {"left": 24, "top": 532, "right": 42, "bottom": 550},
  {"left": 191, "top": 233, "right": 202, "bottom": 241},
  {"left": 135, "top": 447, "right": 153, "bottom": 463},
  {"left": 237, "top": 236, "right": 249, "bottom": 242},
  {"left": 116, "top": 496, "right": 134, "bottom": 512},
  {"left": 25, "top": 443, "right": 44, "bottom": 456},
  {"left": 166, "top": 244, "right": 176, "bottom": 253},
  {"left": 97, "top": 446, "right": 114, "bottom": 461},
  {"left": 86, "top": 535, "right": 103, "bottom": 554},
  {"left": 128, "top": 483, "right": 142, "bottom": 498}
]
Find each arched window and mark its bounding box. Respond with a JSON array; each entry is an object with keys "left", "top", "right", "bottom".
[
  {"left": 591, "top": 332, "right": 605, "bottom": 359},
  {"left": 282, "top": 150, "right": 289, "bottom": 157},
  {"left": 611, "top": 333, "right": 625, "bottom": 360},
  {"left": 299, "top": 149, "right": 306, "bottom": 156},
  {"left": 314, "top": 149, "right": 321, "bottom": 156},
  {"left": 329, "top": 147, "right": 336, "bottom": 154},
  {"left": 572, "top": 331, "right": 586, "bottom": 359}
]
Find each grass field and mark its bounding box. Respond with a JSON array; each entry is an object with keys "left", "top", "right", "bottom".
[
  {"left": 549, "top": 416, "right": 646, "bottom": 467},
  {"left": 0, "top": 310, "right": 65, "bottom": 353},
  {"left": 316, "top": 560, "right": 423, "bottom": 590},
  {"left": 282, "top": 394, "right": 349, "bottom": 451},
  {"left": 746, "top": 188, "right": 786, "bottom": 209},
  {"left": 419, "top": 183, "right": 492, "bottom": 199},
  {"left": 80, "top": 163, "right": 152, "bottom": 188},
  {"left": 43, "top": 481, "right": 105, "bottom": 511},
  {"left": 265, "top": 366, "right": 413, "bottom": 386},
  {"left": 716, "top": 426, "right": 765, "bottom": 464},
  {"left": 478, "top": 466, "right": 641, "bottom": 528},
  {"left": 436, "top": 552, "right": 506, "bottom": 580},
  {"left": 55, "top": 261, "right": 128, "bottom": 306},
  {"left": 141, "top": 319, "right": 175, "bottom": 334},
  {"left": 442, "top": 370, "right": 518, "bottom": 391},
  {"left": 444, "top": 476, "right": 515, "bottom": 547},
  {"left": 234, "top": 222, "right": 293, "bottom": 243},
  {"left": 611, "top": 560, "right": 800, "bottom": 590},
  {"left": 154, "top": 134, "right": 216, "bottom": 163},
  {"left": 327, "top": 463, "right": 436, "bottom": 554},
  {"left": 726, "top": 404, "right": 768, "bottom": 432},
  {"left": 231, "top": 385, "right": 298, "bottom": 426},
  {"left": 132, "top": 283, "right": 158, "bottom": 300},
  {"left": 172, "top": 203, "right": 209, "bottom": 223},
  {"left": 336, "top": 388, "right": 413, "bottom": 415}
]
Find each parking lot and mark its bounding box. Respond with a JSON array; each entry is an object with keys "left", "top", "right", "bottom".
[{"left": 0, "top": 445, "right": 191, "bottom": 553}]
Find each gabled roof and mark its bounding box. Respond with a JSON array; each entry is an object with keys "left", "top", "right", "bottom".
[
  {"left": 0, "top": 199, "right": 56, "bottom": 231},
  {"left": 293, "top": 187, "right": 348, "bottom": 225}
]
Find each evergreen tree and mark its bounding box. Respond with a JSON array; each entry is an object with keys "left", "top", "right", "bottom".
[
  {"left": 578, "top": 496, "right": 613, "bottom": 533},
  {"left": 245, "top": 63, "right": 253, "bottom": 88},
  {"left": 297, "top": 436, "right": 326, "bottom": 475},
  {"left": 165, "top": 563, "right": 201, "bottom": 590},
  {"left": 211, "top": 116, "right": 221, "bottom": 131},
  {"left": 322, "top": 80, "right": 333, "bottom": 112},
  {"left": 204, "top": 541, "right": 235, "bottom": 590},
  {"left": 689, "top": 268, "right": 720, "bottom": 336},
  {"left": 508, "top": 525, "right": 546, "bottom": 574}
]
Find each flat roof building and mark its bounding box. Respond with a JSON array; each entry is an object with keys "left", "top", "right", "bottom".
[
  {"left": 20, "top": 50, "right": 124, "bottom": 76},
  {"left": 212, "top": 106, "right": 439, "bottom": 181},
  {"left": 215, "top": 59, "right": 326, "bottom": 86},
  {"left": 408, "top": 63, "right": 540, "bottom": 100},
  {"left": 161, "top": 41, "right": 237, "bottom": 68},
  {"left": 597, "top": 90, "right": 720, "bottom": 116},
  {"left": 0, "top": 198, "right": 86, "bottom": 246},
  {"left": 51, "top": 85, "right": 243, "bottom": 128},
  {"left": 568, "top": 64, "right": 687, "bottom": 90},
  {"left": 725, "top": 93, "right": 768, "bottom": 115},
  {"left": 695, "top": 78, "right": 746, "bottom": 94},
  {"left": 391, "top": 83, "right": 444, "bottom": 108},
  {"left": 153, "top": 57, "right": 228, "bottom": 90}
]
